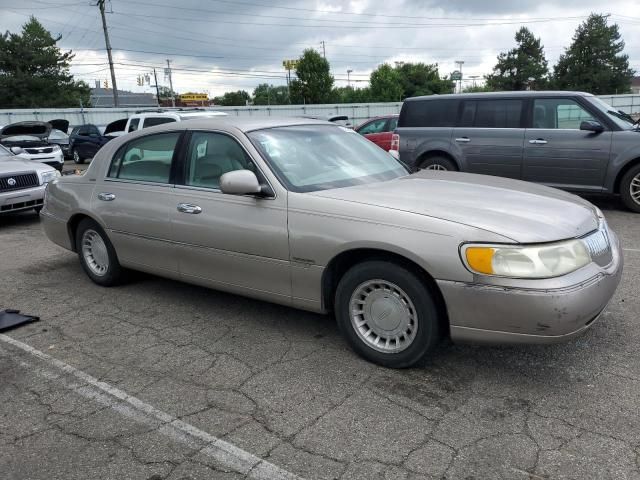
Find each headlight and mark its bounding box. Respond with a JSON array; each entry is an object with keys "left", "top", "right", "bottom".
[
  {"left": 463, "top": 239, "right": 591, "bottom": 279},
  {"left": 41, "top": 170, "right": 61, "bottom": 184}
]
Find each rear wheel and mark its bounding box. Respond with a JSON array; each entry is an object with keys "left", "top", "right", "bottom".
[
  {"left": 75, "top": 218, "right": 123, "bottom": 286},
  {"left": 72, "top": 149, "right": 84, "bottom": 164},
  {"left": 620, "top": 164, "right": 640, "bottom": 213},
  {"left": 418, "top": 155, "right": 457, "bottom": 171},
  {"left": 335, "top": 261, "right": 443, "bottom": 368}
]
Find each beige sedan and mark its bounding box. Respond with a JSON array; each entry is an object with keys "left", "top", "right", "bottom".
[{"left": 41, "top": 118, "right": 622, "bottom": 368}]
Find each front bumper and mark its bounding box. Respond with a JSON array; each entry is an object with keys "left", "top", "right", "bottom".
[
  {"left": 438, "top": 230, "right": 623, "bottom": 345},
  {"left": 0, "top": 185, "right": 45, "bottom": 214}
]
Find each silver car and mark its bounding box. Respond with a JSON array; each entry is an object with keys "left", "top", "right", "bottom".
[{"left": 41, "top": 118, "right": 623, "bottom": 367}]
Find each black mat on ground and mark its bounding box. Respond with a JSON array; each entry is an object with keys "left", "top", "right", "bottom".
[{"left": 0, "top": 309, "right": 39, "bottom": 332}]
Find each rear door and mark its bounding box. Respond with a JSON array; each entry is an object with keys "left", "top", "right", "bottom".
[
  {"left": 92, "top": 131, "right": 182, "bottom": 272},
  {"left": 357, "top": 118, "right": 390, "bottom": 150},
  {"left": 452, "top": 98, "right": 525, "bottom": 179},
  {"left": 523, "top": 97, "right": 612, "bottom": 191}
]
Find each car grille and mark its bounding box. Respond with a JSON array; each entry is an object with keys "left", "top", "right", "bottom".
[
  {"left": 25, "top": 147, "right": 53, "bottom": 154},
  {"left": 583, "top": 227, "right": 612, "bottom": 267},
  {"left": 0, "top": 172, "right": 39, "bottom": 192}
]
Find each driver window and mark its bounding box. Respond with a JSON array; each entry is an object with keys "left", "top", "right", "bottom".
[
  {"left": 185, "top": 132, "right": 255, "bottom": 189},
  {"left": 533, "top": 99, "right": 595, "bottom": 129},
  {"left": 358, "top": 119, "right": 387, "bottom": 135}
]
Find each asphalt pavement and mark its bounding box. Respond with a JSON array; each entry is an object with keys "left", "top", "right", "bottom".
[{"left": 0, "top": 193, "right": 639, "bottom": 480}]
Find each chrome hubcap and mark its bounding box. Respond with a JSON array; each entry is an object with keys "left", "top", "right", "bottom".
[
  {"left": 631, "top": 173, "right": 640, "bottom": 205},
  {"left": 425, "top": 163, "right": 447, "bottom": 171},
  {"left": 73, "top": 150, "right": 80, "bottom": 162},
  {"left": 81, "top": 229, "right": 109, "bottom": 276},
  {"left": 349, "top": 280, "right": 418, "bottom": 353}
]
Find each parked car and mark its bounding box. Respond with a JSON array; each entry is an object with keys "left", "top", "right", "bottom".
[
  {"left": 41, "top": 117, "right": 622, "bottom": 368},
  {"left": 1, "top": 144, "right": 60, "bottom": 214},
  {"left": 123, "top": 110, "right": 227, "bottom": 133},
  {"left": 396, "top": 91, "right": 640, "bottom": 212},
  {"left": 355, "top": 115, "right": 398, "bottom": 151},
  {"left": 48, "top": 129, "right": 71, "bottom": 159},
  {"left": 69, "top": 118, "right": 127, "bottom": 164},
  {"left": 0, "top": 121, "right": 64, "bottom": 171}
]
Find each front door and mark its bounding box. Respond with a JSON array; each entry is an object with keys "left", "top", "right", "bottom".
[
  {"left": 523, "top": 98, "right": 612, "bottom": 191},
  {"left": 92, "top": 131, "right": 181, "bottom": 272},
  {"left": 452, "top": 98, "right": 525, "bottom": 179},
  {"left": 170, "top": 130, "right": 291, "bottom": 302}
]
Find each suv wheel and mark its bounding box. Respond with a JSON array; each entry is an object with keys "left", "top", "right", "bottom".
[
  {"left": 72, "top": 149, "right": 84, "bottom": 164},
  {"left": 75, "top": 218, "right": 123, "bottom": 286},
  {"left": 418, "top": 156, "right": 457, "bottom": 171},
  {"left": 620, "top": 164, "right": 640, "bottom": 213},
  {"left": 335, "top": 261, "right": 443, "bottom": 368}
]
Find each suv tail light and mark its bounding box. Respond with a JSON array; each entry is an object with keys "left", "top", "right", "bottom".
[{"left": 390, "top": 133, "right": 399, "bottom": 151}]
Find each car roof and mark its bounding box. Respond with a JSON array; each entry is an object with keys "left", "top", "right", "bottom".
[
  {"left": 404, "top": 91, "right": 594, "bottom": 102},
  {"left": 137, "top": 116, "right": 334, "bottom": 133},
  {"left": 131, "top": 111, "right": 227, "bottom": 119}
]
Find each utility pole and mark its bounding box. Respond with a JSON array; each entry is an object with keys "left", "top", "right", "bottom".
[
  {"left": 97, "top": 0, "right": 118, "bottom": 107},
  {"left": 166, "top": 59, "right": 175, "bottom": 107},
  {"left": 347, "top": 69, "right": 353, "bottom": 88},
  {"left": 152, "top": 68, "right": 161, "bottom": 107},
  {"left": 321, "top": 41, "right": 326, "bottom": 59},
  {"left": 455, "top": 60, "right": 465, "bottom": 94}
]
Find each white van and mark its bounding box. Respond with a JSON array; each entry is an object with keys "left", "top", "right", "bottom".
[{"left": 124, "top": 110, "right": 227, "bottom": 134}]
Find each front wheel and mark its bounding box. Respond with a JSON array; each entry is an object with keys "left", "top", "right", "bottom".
[
  {"left": 75, "top": 218, "right": 123, "bottom": 286},
  {"left": 418, "top": 156, "right": 457, "bottom": 172},
  {"left": 335, "top": 261, "right": 443, "bottom": 368},
  {"left": 72, "top": 149, "right": 84, "bottom": 164},
  {"left": 620, "top": 164, "right": 640, "bottom": 213}
]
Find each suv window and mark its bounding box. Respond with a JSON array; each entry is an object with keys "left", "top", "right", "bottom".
[
  {"left": 459, "top": 99, "right": 523, "bottom": 128},
  {"left": 185, "top": 131, "right": 255, "bottom": 189},
  {"left": 143, "top": 117, "right": 177, "bottom": 128},
  {"left": 128, "top": 118, "right": 140, "bottom": 132},
  {"left": 358, "top": 119, "right": 388, "bottom": 135},
  {"left": 398, "top": 99, "right": 459, "bottom": 128},
  {"left": 533, "top": 98, "right": 596, "bottom": 129},
  {"left": 108, "top": 132, "right": 180, "bottom": 183}
]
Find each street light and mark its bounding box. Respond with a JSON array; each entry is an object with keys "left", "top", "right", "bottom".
[
  {"left": 347, "top": 69, "right": 353, "bottom": 88},
  {"left": 455, "top": 60, "right": 465, "bottom": 94}
]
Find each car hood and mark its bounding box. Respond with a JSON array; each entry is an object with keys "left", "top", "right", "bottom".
[
  {"left": 310, "top": 171, "right": 599, "bottom": 243},
  {"left": 0, "top": 121, "right": 51, "bottom": 140},
  {"left": 47, "top": 119, "right": 69, "bottom": 132},
  {"left": 0, "top": 155, "right": 55, "bottom": 174}
]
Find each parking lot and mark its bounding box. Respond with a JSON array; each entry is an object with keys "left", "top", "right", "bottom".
[{"left": 0, "top": 192, "right": 638, "bottom": 480}]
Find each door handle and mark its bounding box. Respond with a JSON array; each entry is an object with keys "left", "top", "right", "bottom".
[
  {"left": 177, "top": 203, "right": 202, "bottom": 214},
  {"left": 97, "top": 192, "right": 116, "bottom": 201},
  {"left": 455, "top": 137, "right": 471, "bottom": 143},
  {"left": 529, "top": 139, "right": 548, "bottom": 145}
]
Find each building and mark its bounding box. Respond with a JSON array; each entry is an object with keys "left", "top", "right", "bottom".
[
  {"left": 90, "top": 88, "right": 157, "bottom": 108},
  {"left": 631, "top": 77, "right": 640, "bottom": 95}
]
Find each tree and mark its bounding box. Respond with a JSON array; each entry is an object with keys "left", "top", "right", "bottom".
[
  {"left": 369, "top": 64, "right": 404, "bottom": 101},
  {"left": 289, "top": 49, "right": 334, "bottom": 104},
  {"left": 485, "top": 27, "right": 549, "bottom": 91},
  {"left": 554, "top": 14, "right": 634, "bottom": 94},
  {"left": 332, "top": 86, "right": 372, "bottom": 103},
  {"left": 394, "top": 62, "right": 454, "bottom": 97},
  {"left": 252, "top": 83, "right": 289, "bottom": 105},
  {"left": 462, "top": 84, "right": 494, "bottom": 93},
  {"left": 213, "top": 90, "right": 250, "bottom": 106},
  {"left": 0, "top": 17, "right": 90, "bottom": 108}
]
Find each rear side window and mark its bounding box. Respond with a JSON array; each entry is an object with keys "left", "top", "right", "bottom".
[
  {"left": 143, "top": 117, "right": 177, "bottom": 128},
  {"left": 398, "top": 99, "right": 459, "bottom": 128},
  {"left": 108, "top": 132, "right": 180, "bottom": 184},
  {"left": 460, "top": 100, "right": 523, "bottom": 128}
]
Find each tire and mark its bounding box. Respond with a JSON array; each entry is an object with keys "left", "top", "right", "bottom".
[
  {"left": 75, "top": 218, "right": 123, "bottom": 286},
  {"left": 620, "top": 164, "right": 640, "bottom": 213},
  {"left": 418, "top": 155, "right": 457, "bottom": 172},
  {"left": 72, "top": 149, "right": 84, "bottom": 164},
  {"left": 335, "top": 260, "right": 443, "bottom": 368}
]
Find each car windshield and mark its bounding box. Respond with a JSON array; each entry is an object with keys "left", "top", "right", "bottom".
[
  {"left": 49, "top": 129, "right": 69, "bottom": 140},
  {"left": 248, "top": 125, "right": 408, "bottom": 193},
  {"left": 588, "top": 97, "right": 637, "bottom": 129}
]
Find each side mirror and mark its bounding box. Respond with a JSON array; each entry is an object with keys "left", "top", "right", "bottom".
[
  {"left": 219, "top": 170, "right": 262, "bottom": 195},
  {"left": 580, "top": 120, "right": 604, "bottom": 133},
  {"left": 10, "top": 146, "right": 24, "bottom": 155}
]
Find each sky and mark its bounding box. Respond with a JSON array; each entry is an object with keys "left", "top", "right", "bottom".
[{"left": 1, "top": 0, "right": 639, "bottom": 98}]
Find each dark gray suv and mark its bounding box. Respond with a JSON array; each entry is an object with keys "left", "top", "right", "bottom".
[{"left": 397, "top": 91, "right": 640, "bottom": 212}]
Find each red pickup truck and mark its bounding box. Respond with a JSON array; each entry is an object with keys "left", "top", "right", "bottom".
[{"left": 355, "top": 115, "right": 398, "bottom": 151}]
